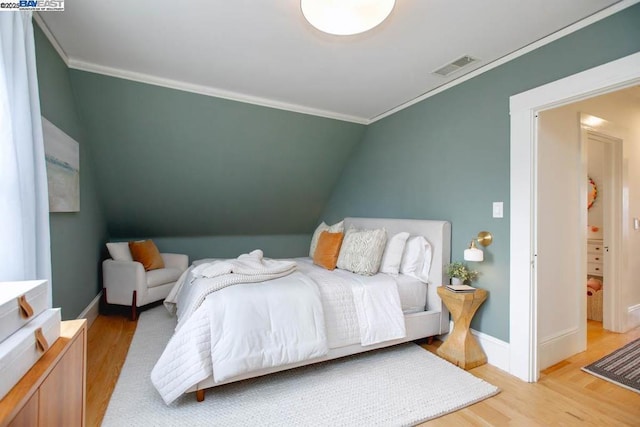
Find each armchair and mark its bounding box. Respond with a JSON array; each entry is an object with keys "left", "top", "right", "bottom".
[{"left": 102, "top": 252, "right": 188, "bottom": 320}]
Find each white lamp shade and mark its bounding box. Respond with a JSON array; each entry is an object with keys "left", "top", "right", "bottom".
[
  {"left": 301, "top": 0, "right": 395, "bottom": 36},
  {"left": 464, "top": 247, "right": 484, "bottom": 262}
]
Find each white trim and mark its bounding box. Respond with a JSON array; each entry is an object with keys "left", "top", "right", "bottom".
[
  {"left": 67, "top": 59, "right": 369, "bottom": 125},
  {"left": 628, "top": 304, "right": 640, "bottom": 330},
  {"left": 77, "top": 291, "right": 101, "bottom": 329},
  {"left": 509, "top": 107, "right": 538, "bottom": 382},
  {"left": 509, "top": 51, "right": 640, "bottom": 382},
  {"left": 370, "top": 0, "right": 640, "bottom": 123},
  {"left": 32, "top": 13, "right": 69, "bottom": 66},
  {"left": 471, "top": 329, "right": 510, "bottom": 373},
  {"left": 439, "top": 322, "right": 510, "bottom": 373},
  {"left": 538, "top": 327, "right": 582, "bottom": 371},
  {"left": 32, "top": 1, "right": 638, "bottom": 125}
]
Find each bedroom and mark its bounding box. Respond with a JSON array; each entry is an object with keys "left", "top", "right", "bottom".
[{"left": 1, "top": 0, "right": 640, "bottom": 425}]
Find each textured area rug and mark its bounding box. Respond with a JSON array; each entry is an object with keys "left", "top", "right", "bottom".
[
  {"left": 103, "top": 306, "right": 499, "bottom": 426},
  {"left": 582, "top": 338, "right": 640, "bottom": 394}
]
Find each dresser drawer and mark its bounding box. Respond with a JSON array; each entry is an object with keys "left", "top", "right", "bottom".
[
  {"left": 588, "top": 253, "right": 603, "bottom": 264},
  {"left": 0, "top": 308, "right": 60, "bottom": 401},
  {"left": 0, "top": 280, "right": 49, "bottom": 343},
  {"left": 587, "top": 242, "right": 604, "bottom": 254},
  {"left": 587, "top": 263, "right": 603, "bottom": 276}
]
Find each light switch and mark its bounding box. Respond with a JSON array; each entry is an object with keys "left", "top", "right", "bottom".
[
  {"left": 493, "top": 202, "right": 504, "bottom": 218},
  {"left": 634, "top": 217, "right": 640, "bottom": 230}
]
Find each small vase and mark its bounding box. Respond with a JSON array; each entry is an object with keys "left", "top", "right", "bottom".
[{"left": 451, "top": 277, "right": 463, "bottom": 286}]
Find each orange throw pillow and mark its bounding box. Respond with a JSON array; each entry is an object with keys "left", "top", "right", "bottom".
[
  {"left": 313, "top": 231, "right": 344, "bottom": 270},
  {"left": 128, "top": 240, "right": 165, "bottom": 271}
]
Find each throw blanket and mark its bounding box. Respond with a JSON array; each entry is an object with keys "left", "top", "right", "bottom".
[{"left": 164, "top": 250, "right": 297, "bottom": 330}]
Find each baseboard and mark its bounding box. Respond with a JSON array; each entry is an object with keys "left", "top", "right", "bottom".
[
  {"left": 471, "top": 329, "right": 510, "bottom": 373},
  {"left": 77, "top": 291, "right": 101, "bottom": 328},
  {"left": 627, "top": 303, "right": 640, "bottom": 330},
  {"left": 538, "top": 327, "right": 582, "bottom": 370},
  {"left": 439, "top": 321, "right": 510, "bottom": 373}
]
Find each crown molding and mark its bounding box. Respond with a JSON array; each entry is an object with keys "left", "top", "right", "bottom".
[
  {"left": 32, "top": 13, "right": 69, "bottom": 66},
  {"left": 32, "top": 0, "right": 638, "bottom": 126},
  {"left": 369, "top": 0, "right": 640, "bottom": 123},
  {"left": 67, "top": 59, "right": 369, "bottom": 125}
]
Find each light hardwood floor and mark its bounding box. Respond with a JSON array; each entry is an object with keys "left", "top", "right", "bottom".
[{"left": 86, "top": 316, "right": 640, "bottom": 426}]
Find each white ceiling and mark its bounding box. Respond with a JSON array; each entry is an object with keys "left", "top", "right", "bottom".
[{"left": 38, "top": 0, "right": 625, "bottom": 123}]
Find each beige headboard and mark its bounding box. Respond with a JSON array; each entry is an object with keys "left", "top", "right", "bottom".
[{"left": 344, "top": 217, "right": 451, "bottom": 331}]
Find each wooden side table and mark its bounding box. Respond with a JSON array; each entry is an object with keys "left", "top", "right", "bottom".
[{"left": 437, "top": 286, "right": 488, "bottom": 370}]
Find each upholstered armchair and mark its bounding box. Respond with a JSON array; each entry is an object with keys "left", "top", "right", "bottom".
[{"left": 102, "top": 242, "right": 188, "bottom": 320}]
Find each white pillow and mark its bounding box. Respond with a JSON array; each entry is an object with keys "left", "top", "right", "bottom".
[
  {"left": 309, "top": 220, "right": 344, "bottom": 257},
  {"left": 379, "top": 232, "right": 410, "bottom": 275},
  {"left": 399, "top": 236, "right": 432, "bottom": 282},
  {"left": 337, "top": 227, "right": 387, "bottom": 276},
  {"left": 106, "top": 242, "right": 133, "bottom": 262}
]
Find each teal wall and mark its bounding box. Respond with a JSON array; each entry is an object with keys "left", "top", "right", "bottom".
[
  {"left": 120, "top": 234, "right": 311, "bottom": 262},
  {"left": 322, "top": 4, "right": 640, "bottom": 342},
  {"left": 69, "top": 71, "right": 366, "bottom": 239},
  {"left": 34, "top": 26, "right": 109, "bottom": 319}
]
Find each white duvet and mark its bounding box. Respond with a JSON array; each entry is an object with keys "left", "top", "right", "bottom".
[{"left": 151, "top": 257, "right": 406, "bottom": 404}]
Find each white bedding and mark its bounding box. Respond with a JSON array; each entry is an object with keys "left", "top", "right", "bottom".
[{"left": 151, "top": 258, "right": 406, "bottom": 404}]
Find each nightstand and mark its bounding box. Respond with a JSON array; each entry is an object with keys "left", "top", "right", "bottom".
[{"left": 436, "top": 286, "right": 488, "bottom": 370}]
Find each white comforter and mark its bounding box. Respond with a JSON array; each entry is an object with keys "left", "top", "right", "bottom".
[{"left": 151, "top": 257, "right": 406, "bottom": 404}]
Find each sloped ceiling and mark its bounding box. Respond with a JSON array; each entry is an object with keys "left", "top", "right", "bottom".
[
  {"left": 38, "top": 0, "right": 622, "bottom": 123},
  {"left": 69, "top": 70, "right": 365, "bottom": 238}
]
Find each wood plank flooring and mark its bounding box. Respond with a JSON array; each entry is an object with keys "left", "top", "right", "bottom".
[{"left": 86, "top": 317, "right": 640, "bottom": 426}]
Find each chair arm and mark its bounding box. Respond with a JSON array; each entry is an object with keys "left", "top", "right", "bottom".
[
  {"left": 102, "top": 259, "right": 146, "bottom": 306},
  {"left": 161, "top": 253, "right": 189, "bottom": 271}
]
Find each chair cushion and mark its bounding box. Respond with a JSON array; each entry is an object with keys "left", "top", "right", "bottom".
[
  {"left": 129, "top": 240, "right": 165, "bottom": 271},
  {"left": 146, "top": 268, "right": 182, "bottom": 288},
  {"left": 106, "top": 242, "right": 133, "bottom": 261}
]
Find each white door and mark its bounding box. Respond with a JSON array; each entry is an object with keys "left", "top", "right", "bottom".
[{"left": 536, "top": 109, "right": 586, "bottom": 371}]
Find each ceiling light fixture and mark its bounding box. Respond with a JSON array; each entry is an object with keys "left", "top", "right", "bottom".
[{"left": 301, "top": 0, "right": 395, "bottom": 36}]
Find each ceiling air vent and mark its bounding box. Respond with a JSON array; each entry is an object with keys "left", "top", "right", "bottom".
[{"left": 432, "top": 55, "right": 479, "bottom": 77}]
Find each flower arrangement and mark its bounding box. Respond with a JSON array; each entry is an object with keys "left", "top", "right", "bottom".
[{"left": 445, "top": 261, "right": 478, "bottom": 284}]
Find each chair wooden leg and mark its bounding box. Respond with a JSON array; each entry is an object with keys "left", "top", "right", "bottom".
[
  {"left": 131, "top": 290, "right": 137, "bottom": 321},
  {"left": 427, "top": 336, "right": 434, "bottom": 345},
  {"left": 196, "top": 389, "right": 205, "bottom": 402}
]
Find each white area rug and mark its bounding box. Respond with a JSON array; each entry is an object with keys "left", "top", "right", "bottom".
[{"left": 103, "top": 306, "right": 499, "bottom": 426}]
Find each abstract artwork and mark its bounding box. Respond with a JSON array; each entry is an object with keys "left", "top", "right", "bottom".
[{"left": 42, "top": 117, "right": 79, "bottom": 212}]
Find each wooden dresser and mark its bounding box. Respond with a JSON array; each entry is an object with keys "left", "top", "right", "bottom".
[{"left": 0, "top": 319, "right": 87, "bottom": 427}]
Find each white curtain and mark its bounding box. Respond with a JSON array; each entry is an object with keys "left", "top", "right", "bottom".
[{"left": 0, "top": 12, "right": 52, "bottom": 305}]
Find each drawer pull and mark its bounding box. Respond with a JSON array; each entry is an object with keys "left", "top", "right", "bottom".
[
  {"left": 595, "top": 257, "right": 600, "bottom": 261},
  {"left": 35, "top": 328, "right": 49, "bottom": 353},
  {"left": 18, "top": 295, "right": 34, "bottom": 319}
]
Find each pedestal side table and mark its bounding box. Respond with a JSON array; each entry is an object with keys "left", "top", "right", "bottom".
[{"left": 436, "top": 286, "right": 488, "bottom": 370}]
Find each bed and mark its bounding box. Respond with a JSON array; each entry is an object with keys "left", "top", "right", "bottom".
[{"left": 151, "top": 217, "right": 451, "bottom": 404}]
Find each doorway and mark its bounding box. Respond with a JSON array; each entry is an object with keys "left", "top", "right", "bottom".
[{"left": 508, "top": 51, "right": 640, "bottom": 382}]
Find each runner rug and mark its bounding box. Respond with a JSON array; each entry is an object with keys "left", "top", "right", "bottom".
[{"left": 582, "top": 338, "right": 640, "bottom": 394}]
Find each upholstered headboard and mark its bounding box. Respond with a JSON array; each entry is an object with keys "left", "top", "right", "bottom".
[{"left": 344, "top": 217, "right": 451, "bottom": 328}]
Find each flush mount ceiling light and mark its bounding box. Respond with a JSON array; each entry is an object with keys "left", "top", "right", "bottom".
[{"left": 301, "top": 0, "right": 395, "bottom": 36}]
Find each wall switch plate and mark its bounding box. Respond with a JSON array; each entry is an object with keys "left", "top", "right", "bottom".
[
  {"left": 634, "top": 217, "right": 640, "bottom": 230},
  {"left": 493, "top": 202, "right": 504, "bottom": 218}
]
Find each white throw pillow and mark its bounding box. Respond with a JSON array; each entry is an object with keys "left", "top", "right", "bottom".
[
  {"left": 399, "top": 236, "right": 432, "bottom": 282},
  {"left": 106, "top": 242, "right": 133, "bottom": 262},
  {"left": 337, "top": 227, "right": 387, "bottom": 276},
  {"left": 379, "top": 232, "right": 410, "bottom": 275},
  {"left": 309, "top": 220, "right": 344, "bottom": 257}
]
